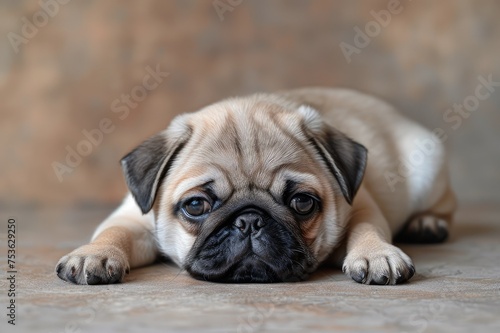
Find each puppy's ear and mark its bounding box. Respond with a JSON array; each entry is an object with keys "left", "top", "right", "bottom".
[
  {"left": 120, "top": 116, "right": 191, "bottom": 214},
  {"left": 299, "top": 105, "right": 367, "bottom": 205}
]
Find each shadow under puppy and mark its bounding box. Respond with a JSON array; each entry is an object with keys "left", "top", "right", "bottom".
[{"left": 56, "top": 88, "right": 456, "bottom": 285}]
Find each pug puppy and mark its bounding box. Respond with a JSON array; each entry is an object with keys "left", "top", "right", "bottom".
[{"left": 56, "top": 88, "right": 456, "bottom": 285}]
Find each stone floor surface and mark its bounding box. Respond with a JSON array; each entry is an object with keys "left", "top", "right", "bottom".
[{"left": 0, "top": 205, "right": 499, "bottom": 332}]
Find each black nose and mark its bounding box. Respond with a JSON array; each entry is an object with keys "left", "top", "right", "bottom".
[{"left": 233, "top": 212, "right": 266, "bottom": 236}]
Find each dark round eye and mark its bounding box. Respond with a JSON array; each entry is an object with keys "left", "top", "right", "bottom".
[
  {"left": 183, "top": 198, "right": 211, "bottom": 217},
  {"left": 289, "top": 194, "right": 316, "bottom": 215}
]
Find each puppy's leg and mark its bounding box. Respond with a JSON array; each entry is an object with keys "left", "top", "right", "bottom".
[
  {"left": 342, "top": 188, "right": 415, "bottom": 285},
  {"left": 396, "top": 182, "right": 457, "bottom": 244},
  {"left": 56, "top": 195, "right": 158, "bottom": 285}
]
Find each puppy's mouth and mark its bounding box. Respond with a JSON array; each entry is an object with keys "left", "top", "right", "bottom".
[
  {"left": 224, "top": 255, "right": 280, "bottom": 282},
  {"left": 183, "top": 208, "right": 315, "bottom": 283},
  {"left": 190, "top": 253, "right": 281, "bottom": 283},
  {"left": 186, "top": 252, "right": 309, "bottom": 283}
]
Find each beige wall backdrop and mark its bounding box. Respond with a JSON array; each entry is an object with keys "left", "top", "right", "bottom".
[{"left": 1, "top": 0, "right": 499, "bottom": 209}]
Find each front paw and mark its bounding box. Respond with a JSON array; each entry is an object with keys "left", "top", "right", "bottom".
[
  {"left": 342, "top": 243, "right": 415, "bottom": 285},
  {"left": 56, "top": 244, "right": 130, "bottom": 285}
]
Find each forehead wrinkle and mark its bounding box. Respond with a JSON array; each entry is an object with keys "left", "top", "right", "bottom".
[
  {"left": 248, "top": 106, "right": 304, "bottom": 173},
  {"left": 188, "top": 104, "right": 247, "bottom": 164},
  {"left": 176, "top": 113, "right": 240, "bottom": 179},
  {"left": 253, "top": 104, "right": 320, "bottom": 173},
  {"left": 171, "top": 174, "right": 213, "bottom": 203},
  {"left": 229, "top": 105, "right": 265, "bottom": 178},
  {"left": 186, "top": 106, "right": 235, "bottom": 154},
  {"left": 270, "top": 169, "right": 323, "bottom": 197},
  {"left": 204, "top": 162, "right": 237, "bottom": 198},
  {"left": 200, "top": 104, "right": 261, "bottom": 184},
  {"left": 170, "top": 166, "right": 231, "bottom": 203},
  {"left": 231, "top": 103, "right": 318, "bottom": 190},
  {"left": 178, "top": 99, "right": 324, "bottom": 195},
  {"left": 281, "top": 170, "right": 322, "bottom": 190}
]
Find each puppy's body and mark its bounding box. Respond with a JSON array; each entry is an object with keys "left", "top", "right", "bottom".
[
  {"left": 280, "top": 88, "right": 453, "bottom": 232},
  {"left": 57, "top": 88, "right": 455, "bottom": 285}
]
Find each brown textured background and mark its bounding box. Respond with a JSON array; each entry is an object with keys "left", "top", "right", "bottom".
[
  {"left": 1, "top": 0, "right": 499, "bottom": 209},
  {"left": 1, "top": 2, "right": 500, "bottom": 332}
]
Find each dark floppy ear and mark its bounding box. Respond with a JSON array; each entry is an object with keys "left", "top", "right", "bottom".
[
  {"left": 120, "top": 117, "right": 191, "bottom": 214},
  {"left": 299, "top": 105, "right": 368, "bottom": 205}
]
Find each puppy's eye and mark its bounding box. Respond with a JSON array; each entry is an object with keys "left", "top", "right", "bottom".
[
  {"left": 289, "top": 194, "right": 316, "bottom": 215},
  {"left": 183, "top": 198, "right": 211, "bottom": 217}
]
